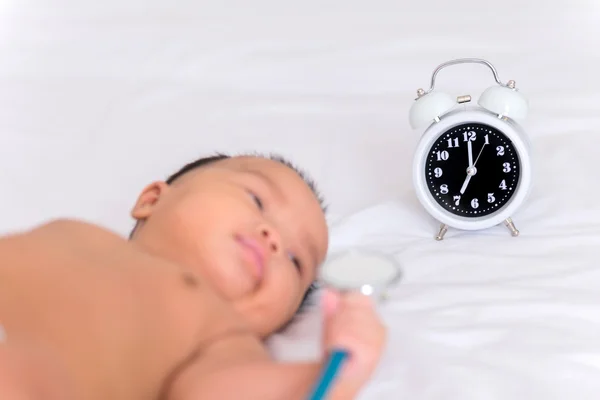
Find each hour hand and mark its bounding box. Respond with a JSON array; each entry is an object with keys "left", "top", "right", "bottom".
[{"left": 460, "top": 175, "right": 471, "bottom": 194}]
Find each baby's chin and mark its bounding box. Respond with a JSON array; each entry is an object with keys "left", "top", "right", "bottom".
[
  {"left": 247, "top": 317, "right": 287, "bottom": 340},
  {"left": 205, "top": 274, "right": 254, "bottom": 300},
  {"left": 228, "top": 298, "right": 294, "bottom": 339}
]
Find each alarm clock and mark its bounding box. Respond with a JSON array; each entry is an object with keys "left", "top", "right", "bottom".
[{"left": 409, "top": 58, "right": 532, "bottom": 240}]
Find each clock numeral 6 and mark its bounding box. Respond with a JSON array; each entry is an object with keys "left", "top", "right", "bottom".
[
  {"left": 471, "top": 198, "right": 479, "bottom": 209},
  {"left": 434, "top": 167, "right": 443, "bottom": 178},
  {"left": 436, "top": 150, "right": 449, "bottom": 161},
  {"left": 487, "top": 193, "right": 496, "bottom": 203},
  {"left": 440, "top": 184, "right": 449, "bottom": 194},
  {"left": 503, "top": 162, "right": 512, "bottom": 173}
]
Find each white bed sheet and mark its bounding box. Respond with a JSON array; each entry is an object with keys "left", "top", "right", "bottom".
[
  {"left": 268, "top": 129, "right": 600, "bottom": 400},
  {"left": 271, "top": 184, "right": 600, "bottom": 399},
  {"left": 2, "top": 1, "right": 600, "bottom": 399}
]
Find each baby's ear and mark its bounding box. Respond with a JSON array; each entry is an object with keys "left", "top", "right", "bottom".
[{"left": 130, "top": 181, "right": 170, "bottom": 220}]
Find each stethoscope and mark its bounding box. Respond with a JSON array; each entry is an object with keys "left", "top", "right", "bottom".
[{"left": 307, "top": 249, "right": 402, "bottom": 400}]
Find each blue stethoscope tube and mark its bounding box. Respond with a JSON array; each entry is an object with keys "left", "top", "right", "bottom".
[{"left": 307, "top": 349, "right": 350, "bottom": 400}]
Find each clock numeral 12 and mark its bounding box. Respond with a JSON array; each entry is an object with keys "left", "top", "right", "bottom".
[{"left": 463, "top": 131, "right": 476, "bottom": 142}]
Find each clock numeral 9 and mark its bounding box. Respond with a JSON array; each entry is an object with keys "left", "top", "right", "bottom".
[
  {"left": 503, "top": 162, "right": 511, "bottom": 173},
  {"left": 440, "top": 184, "right": 449, "bottom": 194},
  {"left": 434, "top": 167, "right": 443, "bottom": 178},
  {"left": 487, "top": 193, "right": 495, "bottom": 203},
  {"left": 463, "top": 131, "right": 476, "bottom": 142},
  {"left": 471, "top": 198, "right": 479, "bottom": 209},
  {"left": 436, "top": 150, "right": 449, "bottom": 161}
]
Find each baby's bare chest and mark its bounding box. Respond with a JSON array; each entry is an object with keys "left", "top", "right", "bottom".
[{"left": 0, "top": 220, "right": 240, "bottom": 399}]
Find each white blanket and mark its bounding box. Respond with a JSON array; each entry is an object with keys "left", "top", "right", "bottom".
[{"left": 269, "top": 128, "right": 600, "bottom": 399}]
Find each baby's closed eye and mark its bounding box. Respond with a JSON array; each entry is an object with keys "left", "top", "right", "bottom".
[
  {"left": 247, "top": 191, "right": 264, "bottom": 210},
  {"left": 288, "top": 253, "right": 301, "bottom": 272}
]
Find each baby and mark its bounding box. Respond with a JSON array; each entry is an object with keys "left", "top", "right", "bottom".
[{"left": 0, "top": 153, "right": 386, "bottom": 399}]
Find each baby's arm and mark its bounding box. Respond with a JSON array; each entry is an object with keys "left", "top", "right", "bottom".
[
  {"left": 168, "top": 335, "right": 348, "bottom": 400},
  {"left": 175, "top": 358, "right": 336, "bottom": 400},
  {"left": 169, "top": 290, "right": 385, "bottom": 400}
]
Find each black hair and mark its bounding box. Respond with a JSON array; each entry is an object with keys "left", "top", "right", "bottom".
[{"left": 132, "top": 152, "right": 327, "bottom": 315}]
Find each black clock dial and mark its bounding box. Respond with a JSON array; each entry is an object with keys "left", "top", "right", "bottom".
[{"left": 425, "top": 122, "right": 520, "bottom": 217}]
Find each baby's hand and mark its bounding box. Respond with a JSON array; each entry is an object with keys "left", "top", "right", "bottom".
[{"left": 321, "top": 288, "right": 387, "bottom": 398}]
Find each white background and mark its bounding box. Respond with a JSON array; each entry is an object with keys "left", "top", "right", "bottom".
[{"left": 1, "top": 0, "right": 598, "bottom": 234}]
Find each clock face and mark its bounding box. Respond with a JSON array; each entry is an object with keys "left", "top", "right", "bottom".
[{"left": 425, "top": 122, "right": 520, "bottom": 217}]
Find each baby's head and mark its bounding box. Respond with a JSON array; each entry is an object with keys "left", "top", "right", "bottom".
[{"left": 129, "top": 153, "right": 328, "bottom": 337}]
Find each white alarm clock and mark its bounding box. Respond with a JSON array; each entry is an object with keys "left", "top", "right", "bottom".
[{"left": 409, "top": 58, "right": 532, "bottom": 240}]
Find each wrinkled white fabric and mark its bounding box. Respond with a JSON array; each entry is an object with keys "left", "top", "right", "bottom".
[{"left": 269, "top": 127, "right": 600, "bottom": 398}]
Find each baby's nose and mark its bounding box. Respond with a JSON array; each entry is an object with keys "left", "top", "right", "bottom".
[{"left": 259, "top": 225, "right": 282, "bottom": 254}]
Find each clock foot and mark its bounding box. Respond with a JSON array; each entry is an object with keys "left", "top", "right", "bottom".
[
  {"left": 504, "top": 218, "right": 519, "bottom": 237},
  {"left": 435, "top": 224, "right": 448, "bottom": 241}
]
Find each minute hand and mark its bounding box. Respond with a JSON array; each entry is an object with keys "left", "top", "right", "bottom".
[
  {"left": 468, "top": 140, "right": 474, "bottom": 166},
  {"left": 473, "top": 142, "right": 487, "bottom": 167}
]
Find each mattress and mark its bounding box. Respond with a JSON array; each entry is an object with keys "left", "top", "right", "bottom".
[{"left": 1, "top": 1, "right": 599, "bottom": 399}]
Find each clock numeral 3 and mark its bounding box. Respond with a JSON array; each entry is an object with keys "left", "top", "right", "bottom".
[
  {"left": 471, "top": 198, "right": 479, "bottom": 209},
  {"left": 440, "top": 184, "right": 449, "bottom": 194},
  {"left": 434, "top": 167, "right": 443, "bottom": 178},
  {"left": 503, "top": 162, "right": 512, "bottom": 173},
  {"left": 436, "top": 151, "right": 449, "bottom": 161}
]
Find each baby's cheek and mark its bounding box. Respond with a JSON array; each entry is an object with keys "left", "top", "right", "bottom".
[{"left": 266, "top": 272, "right": 302, "bottom": 316}]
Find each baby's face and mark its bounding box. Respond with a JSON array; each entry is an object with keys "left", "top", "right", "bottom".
[{"left": 130, "top": 156, "right": 328, "bottom": 337}]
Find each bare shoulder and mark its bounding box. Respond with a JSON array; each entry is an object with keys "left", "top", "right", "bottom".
[
  {"left": 30, "top": 218, "right": 124, "bottom": 241},
  {"left": 0, "top": 218, "right": 127, "bottom": 253},
  {"left": 1, "top": 218, "right": 121, "bottom": 241},
  {"left": 0, "top": 218, "right": 135, "bottom": 276}
]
